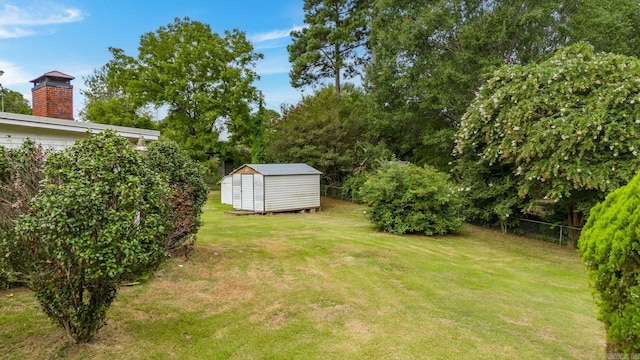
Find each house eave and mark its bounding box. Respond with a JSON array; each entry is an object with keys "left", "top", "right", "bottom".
[{"left": 0, "top": 112, "right": 159, "bottom": 141}]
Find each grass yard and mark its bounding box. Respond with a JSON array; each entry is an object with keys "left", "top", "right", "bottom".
[{"left": 1, "top": 192, "right": 605, "bottom": 359}]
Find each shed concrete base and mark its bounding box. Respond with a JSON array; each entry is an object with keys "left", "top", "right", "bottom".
[{"left": 224, "top": 207, "right": 321, "bottom": 216}]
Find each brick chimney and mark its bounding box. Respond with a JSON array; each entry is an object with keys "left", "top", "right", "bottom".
[{"left": 30, "top": 71, "right": 74, "bottom": 120}]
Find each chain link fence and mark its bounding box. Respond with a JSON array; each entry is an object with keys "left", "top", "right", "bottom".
[
  {"left": 320, "top": 185, "right": 582, "bottom": 246},
  {"left": 514, "top": 218, "right": 582, "bottom": 246}
]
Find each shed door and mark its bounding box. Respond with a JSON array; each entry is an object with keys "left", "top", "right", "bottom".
[
  {"left": 241, "top": 174, "right": 254, "bottom": 211},
  {"left": 232, "top": 174, "right": 242, "bottom": 209},
  {"left": 254, "top": 174, "right": 264, "bottom": 212}
]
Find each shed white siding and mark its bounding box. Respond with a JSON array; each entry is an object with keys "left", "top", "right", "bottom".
[
  {"left": 232, "top": 174, "right": 242, "bottom": 209},
  {"left": 229, "top": 164, "right": 321, "bottom": 213},
  {"left": 253, "top": 174, "right": 265, "bottom": 212},
  {"left": 264, "top": 175, "right": 320, "bottom": 212},
  {"left": 220, "top": 176, "right": 232, "bottom": 205},
  {"left": 241, "top": 174, "right": 254, "bottom": 210}
]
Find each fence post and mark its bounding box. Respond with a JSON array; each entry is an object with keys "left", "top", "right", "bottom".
[{"left": 559, "top": 226, "right": 563, "bottom": 246}]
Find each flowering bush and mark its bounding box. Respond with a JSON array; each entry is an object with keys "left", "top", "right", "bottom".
[
  {"left": 454, "top": 43, "right": 640, "bottom": 232},
  {"left": 359, "top": 162, "right": 464, "bottom": 235}
]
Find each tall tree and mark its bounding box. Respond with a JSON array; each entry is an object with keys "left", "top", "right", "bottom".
[
  {"left": 82, "top": 18, "right": 263, "bottom": 172},
  {"left": 288, "top": 0, "right": 370, "bottom": 95},
  {"left": 454, "top": 43, "right": 640, "bottom": 240}
]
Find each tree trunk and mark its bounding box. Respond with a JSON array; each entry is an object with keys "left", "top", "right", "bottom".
[
  {"left": 335, "top": 64, "right": 341, "bottom": 96},
  {"left": 565, "top": 204, "right": 584, "bottom": 248}
]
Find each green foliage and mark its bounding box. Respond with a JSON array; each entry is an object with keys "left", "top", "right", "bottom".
[
  {"left": 0, "top": 87, "right": 31, "bottom": 115},
  {"left": 366, "top": 0, "right": 640, "bottom": 170},
  {"left": 579, "top": 171, "right": 640, "bottom": 354},
  {"left": 289, "top": 0, "right": 370, "bottom": 94},
  {"left": 7, "top": 131, "right": 171, "bottom": 343},
  {"left": 454, "top": 43, "right": 640, "bottom": 230},
  {"left": 80, "top": 49, "right": 156, "bottom": 129},
  {"left": 566, "top": 0, "right": 640, "bottom": 57},
  {"left": 82, "top": 17, "right": 263, "bottom": 174},
  {"left": 81, "top": 97, "right": 157, "bottom": 130},
  {"left": 0, "top": 141, "right": 46, "bottom": 289},
  {"left": 264, "top": 85, "right": 390, "bottom": 191},
  {"left": 250, "top": 107, "right": 279, "bottom": 164},
  {"left": 146, "top": 140, "right": 208, "bottom": 257},
  {"left": 359, "top": 162, "right": 464, "bottom": 235}
]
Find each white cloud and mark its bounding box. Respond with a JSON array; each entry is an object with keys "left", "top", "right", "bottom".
[
  {"left": 249, "top": 25, "right": 304, "bottom": 43},
  {"left": 0, "top": 60, "right": 30, "bottom": 86},
  {"left": 0, "top": 3, "right": 84, "bottom": 39},
  {"left": 0, "top": 27, "right": 33, "bottom": 38},
  {"left": 256, "top": 54, "right": 291, "bottom": 75}
]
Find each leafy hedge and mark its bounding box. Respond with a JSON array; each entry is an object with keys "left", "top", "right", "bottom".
[
  {"left": 146, "top": 140, "right": 208, "bottom": 257},
  {"left": 579, "top": 171, "right": 640, "bottom": 355},
  {"left": 0, "top": 141, "right": 46, "bottom": 289},
  {"left": 359, "top": 162, "right": 464, "bottom": 235},
  {"left": 6, "top": 131, "right": 171, "bottom": 343}
]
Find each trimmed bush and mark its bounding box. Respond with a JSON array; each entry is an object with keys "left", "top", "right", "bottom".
[
  {"left": 359, "top": 162, "right": 464, "bottom": 235},
  {"left": 0, "top": 140, "right": 46, "bottom": 289},
  {"left": 7, "top": 131, "right": 171, "bottom": 343},
  {"left": 579, "top": 172, "right": 640, "bottom": 355},
  {"left": 146, "top": 140, "right": 207, "bottom": 257}
]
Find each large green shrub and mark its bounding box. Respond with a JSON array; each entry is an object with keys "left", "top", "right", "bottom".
[
  {"left": 0, "top": 141, "right": 46, "bottom": 289},
  {"left": 579, "top": 172, "right": 640, "bottom": 355},
  {"left": 454, "top": 43, "right": 640, "bottom": 235},
  {"left": 146, "top": 140, "right": 208, "bottom": 257},
  {"left": 6, "top": 131, "right": 171, "bottom": 343},
  {"left": 359, "top": 162, "right": 464, "bottom": 235}
]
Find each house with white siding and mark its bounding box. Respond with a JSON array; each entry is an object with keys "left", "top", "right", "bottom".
[
  {"left": 0, "top": 111, "right": 159, "bottom": 151},
  {"left": 229, "top": 163, "right": 322, "bottom": 213},
  {"left": 0, "top": 71, "right": 159, "bottom": 152}
]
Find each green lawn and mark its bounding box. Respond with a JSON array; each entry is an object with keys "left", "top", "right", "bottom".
[{"left": 0, "top": 192, "right": 605, "bottom": 359}]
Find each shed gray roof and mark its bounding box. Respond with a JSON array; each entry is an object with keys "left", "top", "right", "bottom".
[{"left": 234, "top": 163, "right": 322, "bottom": 176}]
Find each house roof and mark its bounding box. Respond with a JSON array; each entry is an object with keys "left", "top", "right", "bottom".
[
  {"left": 0, "top": 111, "right": 160, "bottom": 141},
  {"left": 232, "top": 163, "right": 322, "bottom": 176}
]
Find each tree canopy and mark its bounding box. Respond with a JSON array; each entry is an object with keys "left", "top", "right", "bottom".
[
  {"left": 0, "top": 86, "right": 31, "bottom": 115},
  {"left": 454, "top": 43, "right": 640, "bottom": 231},
  {"left": 288, "top": 0, "right": 370, "bottom": 95},
  {"left": 82, "top": 17, "right": 263, "bottom": 171},
  {"left": 264, "top": 85, "right": 389, "bottom": 191},
  {"left": 365, "top": 0, "right": 640, "bottom": 169}
]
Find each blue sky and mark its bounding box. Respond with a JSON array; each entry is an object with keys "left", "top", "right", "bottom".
[{"left": 0, "top": 0, "right": 306, "bottom": 118}]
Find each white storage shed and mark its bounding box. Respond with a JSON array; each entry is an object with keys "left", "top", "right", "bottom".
[{"left": 230, "top": 163, "right": 322, "bottom": 213}]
